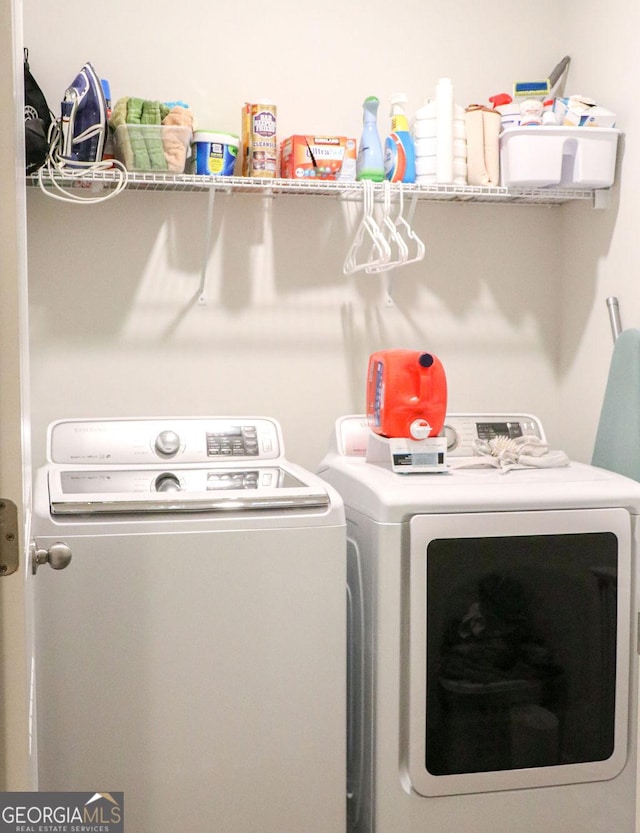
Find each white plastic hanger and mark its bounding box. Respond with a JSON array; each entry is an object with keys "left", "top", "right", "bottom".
[
  {"left": 366, "top": 181, "right": 408, "bottom": 273},
  {"left": 392, "top": 185, "right": 425, "bottom": 266},
  {"left": 343, "top": 180, "right": 391, "bottom": 275}
]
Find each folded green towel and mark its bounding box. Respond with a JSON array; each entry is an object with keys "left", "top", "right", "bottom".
[
  {"left": 126, "top": 98, "right": 153, "bottom": 170},
  {"left": 109, "top": 97, "right": 172, "bottom": 171},
  {"left": 140, "top": 100, "right": 168, "bottom": 170},
  {"left": 108, "top": 97, "right": 132, "bottom": 167}
]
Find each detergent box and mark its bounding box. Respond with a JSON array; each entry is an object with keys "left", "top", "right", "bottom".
[
  {"left": 280, "top": 135, "right": 357, "bottom": 181},
  {"left": 552, "top": 96, "right": 617, "bottom": 128}
]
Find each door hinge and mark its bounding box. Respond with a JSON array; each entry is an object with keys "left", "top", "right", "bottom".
[{"left": 0, "top": 498, "right": 19, "bottom": 576}]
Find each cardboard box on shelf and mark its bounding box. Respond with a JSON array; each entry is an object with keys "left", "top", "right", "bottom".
[
  {"left": 280, "top": 135, "right": 357, "bottom": 181},
  {"left": 552, "top": 96, "right": 617, "bottom": 128}
]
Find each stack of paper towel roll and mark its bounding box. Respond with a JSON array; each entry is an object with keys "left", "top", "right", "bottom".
[{"left": 413, "top": 78, "right": 467, "bottom": 185}]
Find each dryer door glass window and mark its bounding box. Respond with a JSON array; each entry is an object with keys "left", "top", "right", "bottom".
[
  {"left": 426, "top": 531, "right": 617, "bottom": 776},
  {"left": 407, "top": 508, "right": 632, "bottom": 797}
]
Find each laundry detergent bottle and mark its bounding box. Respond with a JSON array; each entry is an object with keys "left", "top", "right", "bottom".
[
  {"left": 366, "top": 349, "right": 448, "bottom": 440},
  {"left": 356, "top": 96, "right": 385, "bottom": 182},
  {"left": 384, "top": 93, "right": 416, "bottom": 183}
]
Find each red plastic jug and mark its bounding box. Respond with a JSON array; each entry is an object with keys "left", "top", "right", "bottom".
[{"left": 366, "top": 349, "right": 447, "bottom": 439}]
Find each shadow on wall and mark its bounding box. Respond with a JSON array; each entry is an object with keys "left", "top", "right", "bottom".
[
  {"left": 338, "top": 201, "right": 596, "bottom": 374},
  {"left": 557, "top": 134, "right": 624, "bottom": 379},
  {"left": 27, "top": 189, "right": 199, "bottom": 340},
  {"left": 26, "top": 182, "right": 617, "bottom": 362},
  {"left": 27, "top": 189, "right": 350, "bottom": 341},
  {"left": 25, "top": 178, "right": 620, "bottom": 469}
]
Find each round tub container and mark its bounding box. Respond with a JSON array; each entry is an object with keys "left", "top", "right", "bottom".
[{"left": 191, "top": 131, "right": 238, "bottom": 176}]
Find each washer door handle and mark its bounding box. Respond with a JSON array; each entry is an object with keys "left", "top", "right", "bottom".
[{"left": 31, "top": 541, "right": 72, "bottom": 575}]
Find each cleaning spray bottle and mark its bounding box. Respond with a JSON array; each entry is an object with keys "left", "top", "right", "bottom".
[
  {"left": 356, "top": 96, "right": 385, "bottom": 182},
  {"left": 384, "top": 94, "right": 416, "bottom": 183}
]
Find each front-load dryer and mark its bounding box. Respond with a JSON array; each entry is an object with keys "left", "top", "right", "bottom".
[
  {"left": 318, "top": 413, "right": 640, "bottom": 833},
  {"left": 30, "top": 417, "right": 346, "bottom": 833}
]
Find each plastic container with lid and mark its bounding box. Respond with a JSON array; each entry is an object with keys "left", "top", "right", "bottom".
[
  {"left": 366, "top": 349, "right": 448, "bottom": 440},
  {"left": 191, "top": 130, "right": 239, "bottom": 176}
]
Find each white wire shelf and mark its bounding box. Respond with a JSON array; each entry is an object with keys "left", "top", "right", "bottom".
[{"left": 28, "top": 170, "right": 597, "bottom": 205}]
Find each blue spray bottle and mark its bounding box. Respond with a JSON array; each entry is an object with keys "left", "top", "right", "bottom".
[
  {"left": 384, "top": 93, "right": 416, "bottom": 183},
  {"left": 356, "top": 96, "right": 385, "bottom": 182}
]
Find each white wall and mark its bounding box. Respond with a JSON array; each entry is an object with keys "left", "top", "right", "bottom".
[
  {"left": 24, "top": 0, "right": 620, "bottom": 470},
  {"left": 558, "top": 0, "right": 640, "bottom": 462}
]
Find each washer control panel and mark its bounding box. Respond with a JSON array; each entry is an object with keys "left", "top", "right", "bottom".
[{"left": 48, "top": 417, "right": 283, "bottom": 465}]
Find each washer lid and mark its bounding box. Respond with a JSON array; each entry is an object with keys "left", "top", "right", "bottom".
[{"left": 47, "top": 465, "right": 330, "bottom": 515}]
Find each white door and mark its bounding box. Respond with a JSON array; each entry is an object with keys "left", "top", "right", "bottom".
[{"left": 0, "top": 0, "right": 31, "bottom": 791}]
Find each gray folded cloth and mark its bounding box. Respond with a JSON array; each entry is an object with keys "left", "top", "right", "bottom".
[{"left": 454, "top": 435, "right": 570, "bottom": 473}]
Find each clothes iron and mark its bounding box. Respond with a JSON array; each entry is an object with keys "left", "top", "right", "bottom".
[{"left": 59, "top": 62, "right": 107, "bottom": 166}]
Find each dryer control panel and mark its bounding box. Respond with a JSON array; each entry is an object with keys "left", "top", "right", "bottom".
[
  {"left": 333, "top": 413, "right": 545, "bottom": 458},
  {"left": 443, "top": 413, "right": 545, "bottom": 457},
  {"left": 47, "top": 417, "right": 284, "bottom": 465}
]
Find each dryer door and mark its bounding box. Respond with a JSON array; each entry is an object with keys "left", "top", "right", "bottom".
[{"left": 407, "top": 508, "right": 633, "bottom": 797}]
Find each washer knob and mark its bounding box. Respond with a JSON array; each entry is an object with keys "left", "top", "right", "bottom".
[
  {"left": 155, "top": 473, "right": 182, "bottom": 493},
  {"left": 443, "top": 425, "right": 458, "bottom": 451},
  {"left": 155, "top": 430, "right": 181, "bottom": 457}
]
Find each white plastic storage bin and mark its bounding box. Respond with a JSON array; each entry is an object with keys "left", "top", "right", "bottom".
[{"left": 500, "top": 126, "right": 620, "bottom": 189}]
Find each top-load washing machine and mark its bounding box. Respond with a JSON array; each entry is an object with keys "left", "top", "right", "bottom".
[
  {"left": 30, "top": 416, "right": 346, "bottom": 833},
  {"left": 318, "top": 413, "right": 640, "bottom": 833}
]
